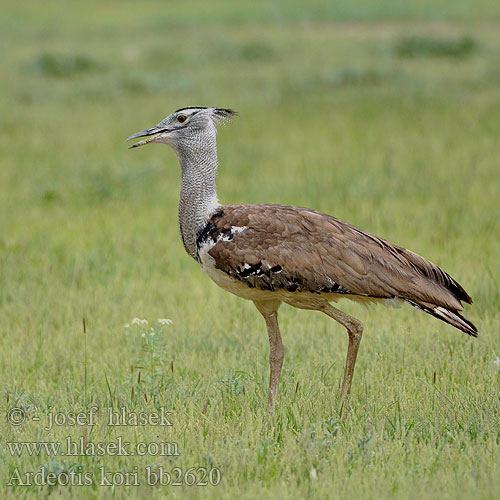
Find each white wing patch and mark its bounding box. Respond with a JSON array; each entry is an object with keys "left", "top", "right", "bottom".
[{"left": 231, "top": 226, "right": 248, "bottom": 233}]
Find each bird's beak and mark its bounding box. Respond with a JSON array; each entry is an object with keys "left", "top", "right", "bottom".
[{"left": 126, "top": 125, "right": 170, "bottom": 149}]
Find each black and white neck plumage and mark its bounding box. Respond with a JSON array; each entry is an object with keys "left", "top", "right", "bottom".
[
  {"left": 176, "top": 117, "right": 219, "bottom": 258},
  {"left": 127, "top": 106, "right": 233, "bottom": 258}
]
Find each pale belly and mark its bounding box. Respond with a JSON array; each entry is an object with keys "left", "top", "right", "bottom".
[{"left": 199, "top": 247, "right": 279, "bottom": 301}]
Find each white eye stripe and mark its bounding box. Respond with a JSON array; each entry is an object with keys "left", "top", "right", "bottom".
[{"left": 175, "top": 107, "right": 206, "bottom": 117}]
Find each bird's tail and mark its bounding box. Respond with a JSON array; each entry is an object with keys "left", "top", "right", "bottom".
[{"left": 405, "top": 299, "right": 478, "bottom": 337}]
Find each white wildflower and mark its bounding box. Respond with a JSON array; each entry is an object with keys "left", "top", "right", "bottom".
[
  {"left": 140, "top": 319, "right": 149, "bottom": 326},
  {"left": 123, "top": 323, "right": 130, "bottom": 329},
  {"left": 158, "top": 318, "right": 173, "bottom": 326},
  {"left": 494, "top": 356, "right": 500, "bottom": 367},
  {"left": 141, "top": 333, "right": 146, "bottom": 338},
  {"left": 309, "top": 467, "right": 318, "bottom": 480},
  {"left": 132, "top": 318, "right": 141, "bottom": 325}
]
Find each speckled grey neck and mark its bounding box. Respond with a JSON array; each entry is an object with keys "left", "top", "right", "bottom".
[{"left": 175, "top": 128, "right": 220, "bottom": 259}]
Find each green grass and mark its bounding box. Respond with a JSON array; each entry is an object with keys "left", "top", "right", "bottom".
[{"left": 1, "top": 1, "right": 500, "bottom": 498}]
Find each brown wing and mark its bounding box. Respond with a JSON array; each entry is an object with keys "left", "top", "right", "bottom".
[{"left": 201, "top": 204, "right": 472, "bottom": 311}]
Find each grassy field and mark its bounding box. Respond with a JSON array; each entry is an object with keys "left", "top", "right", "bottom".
[{"left": 1, "top": 1, "right": 500, "bottom": 498}]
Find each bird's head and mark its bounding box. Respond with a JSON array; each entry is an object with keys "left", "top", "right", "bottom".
[{"left": 126, "top": 106, "right": 236, "bottom": 150}]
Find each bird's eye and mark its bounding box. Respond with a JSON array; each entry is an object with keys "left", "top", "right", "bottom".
[{"left": 177, "top": 115, "right": 186, "bottom": 123}]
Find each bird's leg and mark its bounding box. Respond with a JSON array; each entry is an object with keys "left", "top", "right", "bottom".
[
  {"left": 254, "top": 300, "right": 283, "bottom": 412},
  {"left": 321, "top": 304, "right": 363, "bottom": 398}
]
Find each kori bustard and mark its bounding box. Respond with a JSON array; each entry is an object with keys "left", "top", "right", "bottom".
[{"left": 127, "top": 106, "right": 477, "bottom": 409}]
